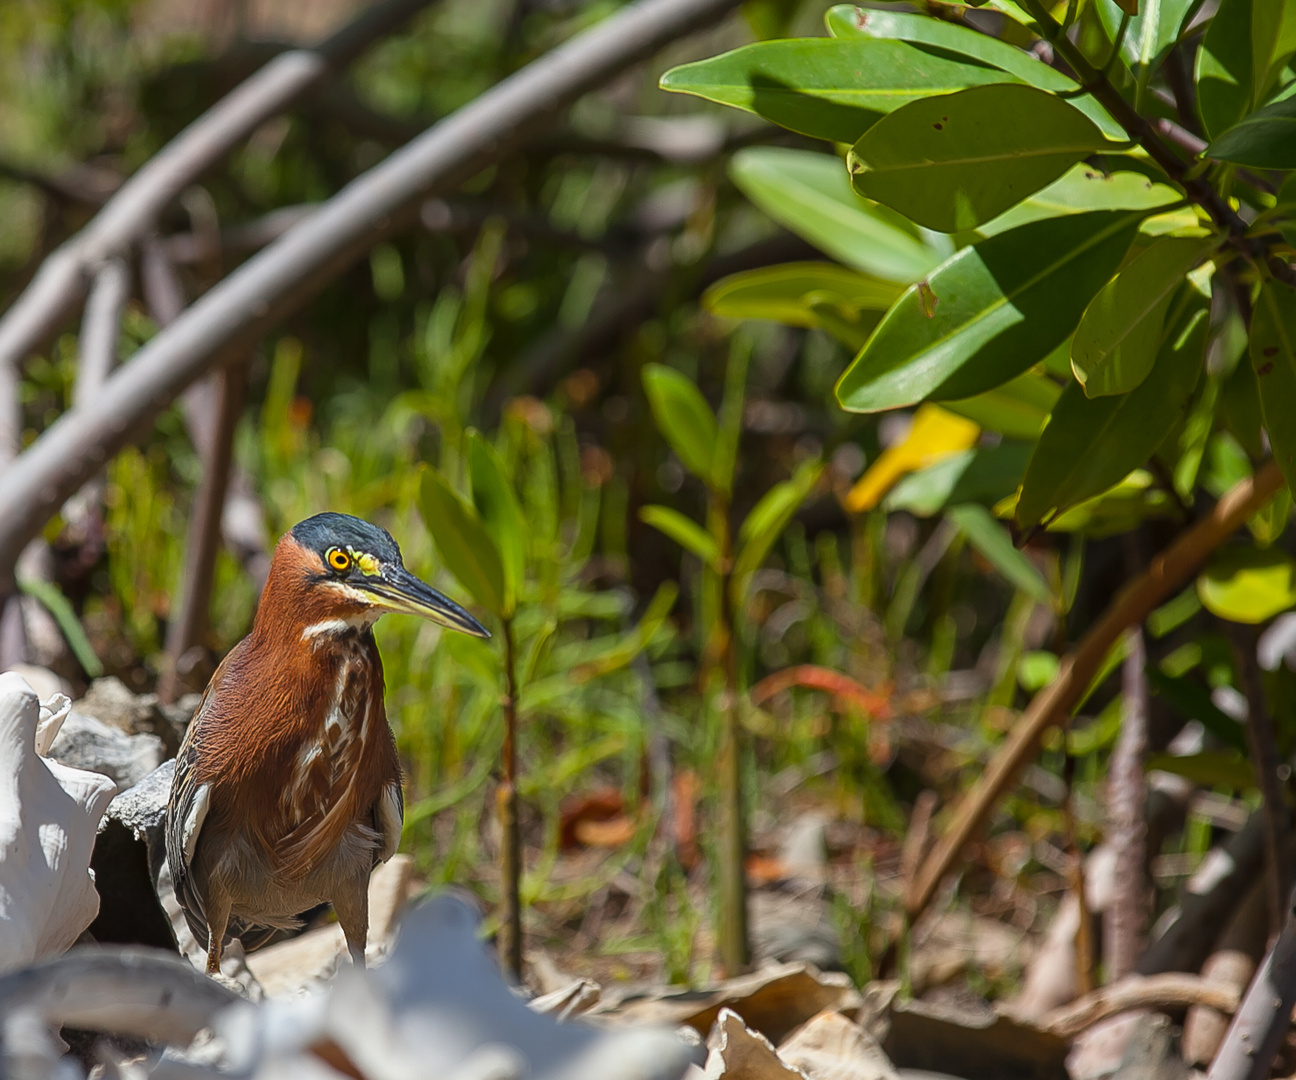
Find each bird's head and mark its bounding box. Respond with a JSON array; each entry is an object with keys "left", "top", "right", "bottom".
[{"left": 267, "top": 512, "right": 490, "bottom": 640}]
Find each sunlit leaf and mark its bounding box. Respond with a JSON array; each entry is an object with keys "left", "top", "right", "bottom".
[
  {"left": 642, "top": 364, "right": 718, "bottom": 484},
  {"left": 418, "top": 467, "right": 506, "bottom": 617},
  {"left": 1195, "top": 0, "right": 1293, "bottom": 139},
  {"left": 704, "top": 262, "right": 901, "bottom": 349},
  {"left": 836, "top": 210, "right": 1142, "bottom": 412},
  {"left": 1198, "top": 544, "right": 1296, "bottom": 623},
  {"left": 847, "top": 85, "right": 1111, "bottom": 233},
  {"left": 660, "top": 38, "right": 1020, "bottom": 144},
  {"left": 1096, "top": 0, "right": 1196, "bottom": 80},
  {"left": 844, "top": 405, "right": 980, "bottom": 512},
  {"left": 734, "top": 458, "right": 824, "bottom": 585},
  {"left": 730, "top": 147, "right": 945, "bottom": 283},
  {"left": 974, "top": 166, "right": 1181, "bottom": 239},
  {"left": 1072, "top": 237, "right": 1214, "bottom": 397},
  {"left": 1016, "top": 285, "right": 1208, "bottom": 531},
  {"left": 467, "top": 430, "right": 524, "bottom": 615},
  {"left": 825, "top": 6, "right": 1122, "bottom": 137},
  {"left": 946, "top": 502, "right": 1051, "bottom": 603},
  {"left": 1249, "top": 280, "right": 1296, "bottom": 489}
]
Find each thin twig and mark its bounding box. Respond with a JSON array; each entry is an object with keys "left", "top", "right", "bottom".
[
  {"left": 907, "top": 461, "right": 1286, "bottom": 922},
  {"left": 1227, "top": 621, "right": 1292, "bottom": 935},
  {"left": 1042, "top": 972, "right": 1242, "bottom": 1039},
  {"left": 0, "top": 0, "right": 437, "bottom": 372},
  {"left": 1105, "top": 625, "right": 1150, "bottom": 979},
  {"left": 0, "top": 0, "right": 747, "bottom": 591}
]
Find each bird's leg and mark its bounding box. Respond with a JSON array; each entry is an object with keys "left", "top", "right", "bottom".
[
  {"left": 332, "top": 881, "right": 369, "bottom": 968},
  {"left": 204, "top": 893, "right": 231, "bottom": 975}
]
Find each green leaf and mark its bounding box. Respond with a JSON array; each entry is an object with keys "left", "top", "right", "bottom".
[
  {"left": 642, "top": 363, "right": 718, "bottom": 484},
  {"left": 1207, "top": 95, "right": 1296, "bottom": 168},
  {"left": 704, "top": 262, "right": 901, "bottom": 331},
  {"left": 1096, "top": 0, "right": 1196, "bottom": 80},
  {"left": 1071, "top": 237, "right": 1214, "bottom": 397},
  {"left": 418, "top": 467, "right": 507, "bottom": 617},
  {"left": 836, "top": 210, "right": 1142, "bottom": 413},
  {"left": 945, "top": 502, "right": 1051, "bottom": 603},
  {"left": 825, "top": 6, "right": 1123, "bottom": 137},
  {"left": 1016, "top": 286, "right": 1209, "bottom": 530},
  {"left": 847, "top": 85, "right": 1110, "bottom": 233},
  {"left": 730, "top": 147, "right": 945, "bottom": 283},
  {"left": 1195, "top": 0, "right": 1290, "bottom": 138},
  {"left": 941, "top": 370, "right": 1062, "bottom": 440},
  {"left": 640, "top": 505, "right": 720, "bottom": 568},
  {"left": 1198, "top": 544, "right": 1296, "bottom": 623},
  {"left": 974, "top": 166, "right": 1181, "bottom": 239},
  {"left": 659, "top": 38, "right": 1021, "bottom": 145},
  {"left": 17, "top": 577, "right": 103, "bottom": 678},
  {"left": 884, "top": 442, "right": 1034, "bottom": 516},
  {"left": 1249, "top": 280, "right": 1296, "bottom": 489},
  {"left": 466, "top": 431, "right": 524, "bottom": 616},
  {"left": 734, "top": 459, "right": 824, "bottom": 585}
]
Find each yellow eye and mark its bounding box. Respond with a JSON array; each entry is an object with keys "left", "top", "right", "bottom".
[{"left": 327, "top": 548, "right": 351, "bottom": 573}]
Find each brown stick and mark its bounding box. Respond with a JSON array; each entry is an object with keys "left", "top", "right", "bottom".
[
  {"left": 1104, "top": 627, "right": 1150, "bottom": 980},
  {"left": 158, "top": 361, "right": 246, "bottom": 704},
  {"left": 907, "top": 460, "right": 1286, "bottom": 921},
  {"left": 1042, "top": 973, "right": 1242, "bottom": 1040}
]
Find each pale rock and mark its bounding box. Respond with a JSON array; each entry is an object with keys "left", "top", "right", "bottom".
[
  {"left": 48, "top": 710, "right": 165, "bottom": 790},
  {"left": 0, "top": 672, "right": 117, "bottom": 974}
]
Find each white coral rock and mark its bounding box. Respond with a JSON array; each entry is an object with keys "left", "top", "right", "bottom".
[{"left": 0, "top": 671, "right": 117, "bottom": 974}]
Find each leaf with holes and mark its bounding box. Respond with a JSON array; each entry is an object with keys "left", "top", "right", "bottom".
[
  {"left": 836, "top": 210, "right": 1142, "bottom": 413},
  {"left": 826, "top": 6, "right": 1122, "bottom": 137},
  {"left": 659, "top": 38, "right": 1021, "bottom": 144},
  {"left": 847, "top": 85, "right": 1111, "bottom": 233}
]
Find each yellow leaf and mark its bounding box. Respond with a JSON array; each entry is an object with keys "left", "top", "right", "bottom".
[{"left": 845, "top": 405, "right": 980, "bottom": 513}]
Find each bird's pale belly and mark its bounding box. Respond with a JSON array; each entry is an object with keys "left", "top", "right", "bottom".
[{"left": 207, "top": 813, "right": 381, "bottom": 926}]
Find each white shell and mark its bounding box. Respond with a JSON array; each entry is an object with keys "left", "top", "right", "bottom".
[{"left": 0, "top": 671, "right": 117, "bottom": 974}]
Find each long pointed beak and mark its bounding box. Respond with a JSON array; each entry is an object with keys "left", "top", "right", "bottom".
[{"left": 359, "top": 565, "right": 491, "bottom": 638}]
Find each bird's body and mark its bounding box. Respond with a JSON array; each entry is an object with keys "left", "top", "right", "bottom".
[{"left": 166, "top": 513, "right": 488, "bottom": 974}]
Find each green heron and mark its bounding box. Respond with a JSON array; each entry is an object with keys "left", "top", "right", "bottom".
[{"left": 165, "top": 512, "right": 489, "bottom": 975}]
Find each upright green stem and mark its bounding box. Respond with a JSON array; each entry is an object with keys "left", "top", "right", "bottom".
[
  {"left": 497, "top": 616, "right": 522, "bottom": 981},
  {"left": 712, "top": 494, "right": 750, "bottom": 975}
]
